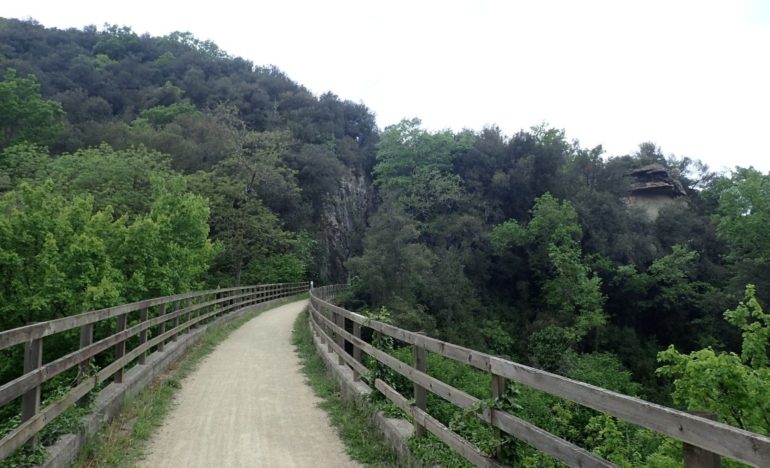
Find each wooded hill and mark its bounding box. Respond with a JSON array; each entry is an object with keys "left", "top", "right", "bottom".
[{"left": 1, "top": 18, "right": 768, "bottom": 467}]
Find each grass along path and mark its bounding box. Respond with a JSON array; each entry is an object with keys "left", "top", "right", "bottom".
[{"left": 291, "top": 309, "right": 398, "bottom": 466}]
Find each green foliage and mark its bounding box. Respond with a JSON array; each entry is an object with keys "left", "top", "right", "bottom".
[
  {"left": 187, "top": 130, "right": 305, "bottom": 286},
  {"left": 478, "top": 319, "right": 515, "bottom": 355},
  {"left": 712, "top": 168, "right": 770, "bottom": 303},
  {"left": 566, "top": 352, "right": 641, "bottom": 396},
  {"left": 0, "top": 68, "right": 63, "bottom": 148},
  {"left": 1, "top": 17, "right": 379, "bottom": 284},
  {"left": 725, "top": 285, "right": 770, "bottom": 368},
  {"left": 0, "top": 143, "right": 51, "bottom": 191},
  {"left": 493, "top": 194, "right": 607, "bottom": 367},
  {"left": 584, "top": 415, "right": 664, "bottom": 467},
  {"left": 657, "top": 285, "right": 770, "bottom": 436},
  {"left": 48, "top": 145, "right": 175, "bottom": 216},
  {"left": 243, "top": 254, "right": 305, "bottom": 283},
  {"left": 543, "top": 241, "right": 606, "bottom": 340},
  {"left": 713, "top": 168, "right": 770, "bottom": 262},
  {"left": 346, "top": 198, "right": 437, "bottom": 325},
  {"left": 408, "top": 433, "right": 474, "bottom": 468},
  {"left": 3, "top": 17, "right": 769, "bottom": 467},
  {"left": 1, "top": 143, "right": 180, "bottom": 216},
  {"left": 528, "top": 326, "right": 577, "bottom": 371},
  {"left": 0, "top": 381, "right": 92, "bottom": 468},
  {"left": 0, "top": 177, "right": 215, "bottom": 334},
  {"left": 362, "top": 307, "right": 402, "bottom": 392},
  {"left": 374, "top": 118, "right": 472, "bottom": 194},
  {"left": 135, "top": 102, "right": 199, "bottom": 128}
]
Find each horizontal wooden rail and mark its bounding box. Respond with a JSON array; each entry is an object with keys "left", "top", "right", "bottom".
[
  {"left": 376, "top": 378, "right": 504, "bottom": 468},
  {"left": 310, "top": 285, "right": 770, "bottom": 468},
  {"left": 0, "top": 283, "right": 296, "bottom": 350},
  {"left": 309, "top": 299, "right": 610, "bottom": 467},
  {"left": 0, "top": 282, "right": 308, "bottom": 460}
]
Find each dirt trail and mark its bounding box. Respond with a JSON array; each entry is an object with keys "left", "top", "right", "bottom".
[{"left": 138, "top": 300, "right": 360, "bottom": 468}]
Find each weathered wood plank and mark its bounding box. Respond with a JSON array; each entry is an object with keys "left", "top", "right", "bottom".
[
  {"left": 312, "top": 287, "right": 770, "bottom": 467},
  {"left": 488, "top": 356, "right": 770, "bottom": 466},
  {"left": 77, "top": 323, "right": 94, "bottom": 406},
  {"left": 0, "top": 370, "right": 95, "bottom": 459},
  {"left": 414, "top": 340, "right": 427, "bottom": 437},
  {"left": 310, "top": 306, "right": 481, "bottom": 410},
  {"left": 311, "top": 294, "right": 492, "bottom": 371},
  {"left": 335, "top": 313, "right": 345, "bottom": 365},
  {"left": 138, "top": 307, "right": 149, "bottom": 365},
  {"left": 375, "top": 379, "right": 505, "bottom": 468},
  {"left": 309, "top": 315, "right": 368, "bottom": 377},
  {"left": 684, "top": 412, "right": 721, "bottom": 468},
  {"left": 172, "top": 299, "right": 180, "bottom": 341},
  {"left": 157, "top": 303, "right": 166, "bottom": 352},
  {"left": 0, "top": 290, "right": 214, "bottom": 350},
  {"left": 491, "top": 372, "right": 506, "bottom": 461},
  {"left": 482, "top": 407, "right": 614, "bottom": 467},
  {"left": 92, "top": 287, "right": 266, "bottom": 387},
  {"left": 352, "top": 322, "right": 363, "bottom": 381},
  {"left": 312, "top": 305, "right": 612, "bottom": 466},
  {"left": 0, "top": 283, "right": 302, "bottom": 460},
  {"left": 21, "top": 339, "right": 42, "bottom": 428},
  {"left": 114, "top": 314, "right": 127, "bottom": 383},
  {"left": 0, "top": 283, "right": 301, "bottom": 350}
]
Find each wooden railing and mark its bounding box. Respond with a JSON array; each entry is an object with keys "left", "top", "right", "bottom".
[
  {"left": 309, "top": 285, "right": 770, "bottom": 467},
  {"left": 0, "top": 282, "right": 308, "bottom": 459}
]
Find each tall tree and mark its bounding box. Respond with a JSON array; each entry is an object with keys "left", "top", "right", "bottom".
[
  {"left": 0, "top": 69, "right": 64, "bottom": 148},
  {"left": 712, "top": 168, "right": 770, "bottom": 303}
]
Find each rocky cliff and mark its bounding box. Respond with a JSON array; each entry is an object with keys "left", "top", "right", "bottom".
[{"left": 319, "top": 169, "right": 374, "bottom": 282}]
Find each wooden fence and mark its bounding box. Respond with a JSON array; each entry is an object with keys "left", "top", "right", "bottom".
[
  {"left": 0, "top": 282, "right": 307, "bottom": 459},
  {"left": 309, "top": 285, "right": 770, "bottom": 467}
]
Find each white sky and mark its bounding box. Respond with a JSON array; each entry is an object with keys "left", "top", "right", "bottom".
[{"left": 4, "top": 0, "right": 770, "bottom": 173}]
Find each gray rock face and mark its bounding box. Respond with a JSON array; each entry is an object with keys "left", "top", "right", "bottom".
[
  {"left": 319, "top": 169, "right": 373, "bottom": 282},
  {"left": 628, "top": 164, "right": 687, "bottom": 197},
  {"left": 626, "top": 163, "right": 688, "bottom": 220}
]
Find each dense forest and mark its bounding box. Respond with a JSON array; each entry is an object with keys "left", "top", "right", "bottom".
[{"left": 1, "top": 17, "right": 768, "bottom": 466}]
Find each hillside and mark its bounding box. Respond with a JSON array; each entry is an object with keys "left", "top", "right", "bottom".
[
  {"left": 0, "top": 17, "right": 377, "bottom": 286},
  {"left": 1, "top": 17, "right": 768, "bottom": 466}
]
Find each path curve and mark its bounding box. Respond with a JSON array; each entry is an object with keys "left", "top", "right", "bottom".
[{"left": 139, "top": 300, "right": 360, "bottom": 468}]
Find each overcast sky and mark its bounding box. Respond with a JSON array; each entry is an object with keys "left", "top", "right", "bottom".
[{"left": 5, "top": 0, "right": 770, "bottom": 173}]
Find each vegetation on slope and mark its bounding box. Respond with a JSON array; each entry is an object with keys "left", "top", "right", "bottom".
[{"left": 0, "top": 16, "right": 768, "bottom": 466}]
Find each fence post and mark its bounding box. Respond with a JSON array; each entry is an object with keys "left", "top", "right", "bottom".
[
  {"left": 352, "top": 322, "right": 363, "bottom": 381},
  {"left": 311, "top": 303, "right": 323, "bottom": 342},
  {"left": 158, "top": 303, "right": 166, "bottom": 352},
  {"left": 684, "top": 412, "right": 721, "bottom": 468},
  {"left": 77, "top": 323, "right": 94, "bottom": 406},
  {"left": 326, "top": 306, "right": 334, "bottom": 354},
  {"left": 138, "top": 306, "right": 148, "bottom": 365},
  {"left": 413, "top": 335, "right": 427, "bottom": 437},
  {"left": 114, "top": 314, "right": 127, "bottom": 383},
  {"left": 172, "top": 299, "right": 180, "bottom": 341},
  {"left": 337, "top": 313, "right": 346, "bottom": 365},
  {"left": 491, "top": 369, "right": 508, "bottom": 460},
  {"left": 22, "top": 338, "right": 43, "bottom": 446}
]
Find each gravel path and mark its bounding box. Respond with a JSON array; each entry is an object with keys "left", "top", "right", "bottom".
[{"left": 138, "top": 300, "right": 360, "bottom": 468}]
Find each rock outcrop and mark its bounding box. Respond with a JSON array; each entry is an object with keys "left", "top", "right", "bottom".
[
  {"left": 626, "top": 164, "right": 687, "bottom": 220},
  {"left": 319, "top": 168, "right": 373, "bottom": 282}
]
